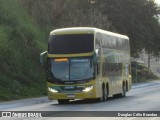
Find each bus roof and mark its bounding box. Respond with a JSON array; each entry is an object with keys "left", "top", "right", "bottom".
[{"left": 50, "top": 27, "right": 129, "bottom": 40}]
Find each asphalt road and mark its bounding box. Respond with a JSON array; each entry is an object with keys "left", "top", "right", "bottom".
[{"left": 0, "top": 80, "right": 160, "bottom": 120}]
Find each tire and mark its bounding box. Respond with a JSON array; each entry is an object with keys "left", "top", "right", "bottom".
[
  {"left": 58, "top": 99, "right": 69, "bottom": 104},
  {"left": 97, "top": 87, "right": 103, "bottom": 102},
  {"left": 122, "top": 84, "right": 126, "bottom": 97},
  {"left": 98, "top": 86, "right": 108, "bottom": 102},
  {"left": 103, "top": 86, "right": 108, "bottom": 101}
]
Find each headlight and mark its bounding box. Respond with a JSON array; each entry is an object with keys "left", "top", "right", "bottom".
[
  {"left": 82, "top": 86, "right": 93, "bottom": 92},
  {"left": 48, "top": 87, "right": 58, "bottom": 93}
]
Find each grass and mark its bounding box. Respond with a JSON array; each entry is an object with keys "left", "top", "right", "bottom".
[{"left": 0, "top": 0, "right": 47, "bottom": 100}]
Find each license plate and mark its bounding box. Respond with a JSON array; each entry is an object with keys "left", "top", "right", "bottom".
[{"left": 67, "top": 94, "right": 75, "bottom": 98}]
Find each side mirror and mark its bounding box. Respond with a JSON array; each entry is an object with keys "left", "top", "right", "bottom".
[
  {"left": 93, "top": 50, "right": 100, "bottom": 75},
  {"left": 40, "top": 51, "right": 47, "bottom": 66}
]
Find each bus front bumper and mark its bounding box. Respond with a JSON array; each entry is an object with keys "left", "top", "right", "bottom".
[{"left": 48, "top": 89, "right": 96, "bottom": 100}]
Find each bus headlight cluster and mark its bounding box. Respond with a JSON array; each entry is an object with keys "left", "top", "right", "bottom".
[
  {"left": 82, "top": 86, "right": 93, "bottom": 92},
  {"left": 48, "top": 87, "right": 58, "bottom": 93}
]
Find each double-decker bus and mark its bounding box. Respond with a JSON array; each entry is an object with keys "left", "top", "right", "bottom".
[{"left": 40, "top": 27, "right": 132, "bottom": 104}]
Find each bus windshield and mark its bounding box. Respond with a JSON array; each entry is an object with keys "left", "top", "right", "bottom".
[{"left": 51, "top": 58, "right": 94, "bottom": 81}]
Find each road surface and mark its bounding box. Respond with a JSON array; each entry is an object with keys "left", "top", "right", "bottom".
[{"left": 0, "top": 80, "right": 160, "bottom": 120}]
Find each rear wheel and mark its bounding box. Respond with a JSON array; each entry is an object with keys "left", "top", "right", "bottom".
[
  {"left": 58, "top": 99, "right": 69, "bottom": 104},
  {"left": 103, "top": 86, "right": 108, "bottom": 101},
  {"left": 122, "top": 83, "right": 126, "bottom": 97}
]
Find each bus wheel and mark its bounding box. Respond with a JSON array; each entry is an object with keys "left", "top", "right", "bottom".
[
  {"left": 58, "top": 99, "right": 69, "bottom": 104},
  {"left": 97, "top": 87, "right": 104, "bottom": 102},
  {"left": 103, "top": 87, "right": 108, "bottom": 101},
  {"left": 122, "top": 84, "right": 126, "bottom": 97},
  {"left": 101, "top": 86, "right": 107, "bottom": 101}
]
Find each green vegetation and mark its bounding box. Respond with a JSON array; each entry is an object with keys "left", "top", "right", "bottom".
[
  {"left": 131, "top": 61, "right": 159, "bottom": 82},
  {"left": 0, "top": 0, "right": 47, "bottom": 100},
  {"left": 21, "top": 0, "right": 160, "bottom": 57}
]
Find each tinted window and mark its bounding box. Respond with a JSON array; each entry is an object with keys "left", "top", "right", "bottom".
[{"left": 48, "top": 34, "right": 94, "bottom": 54}]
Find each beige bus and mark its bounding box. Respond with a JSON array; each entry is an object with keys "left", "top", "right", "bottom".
[{"left": 40, "top": 27, "right": 132, "bottom": 104}]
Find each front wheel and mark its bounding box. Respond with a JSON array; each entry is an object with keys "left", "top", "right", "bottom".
[{"left": 98, "top": 86, "right": 108, "bottom": 102}]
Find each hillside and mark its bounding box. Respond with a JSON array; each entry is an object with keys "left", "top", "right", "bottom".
[{"left": 0, "top": 0, "right": 47, "bottom": 100}]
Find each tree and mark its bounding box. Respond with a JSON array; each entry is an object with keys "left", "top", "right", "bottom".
[
  {"left": 97, "top": 0, "right": 160, "bottom": 57},
  {"left": 20, "top": 0, "right": 160, "bottom": 57}
]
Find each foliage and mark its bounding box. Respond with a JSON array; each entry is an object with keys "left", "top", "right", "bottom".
[
  {"left": 20, "top": 0, "right": 160, "bottom": 57},
  {"left": 0, "top": 0, "right": 47, "bottom": 100},
  {"left": 20, "top": 0, "right": 116, "bottom": 32},
  {"left": 97, "top": 0, "right": 160, "bottom": 56},
  {"left": 131, "top": 62, "right": 159, "bottom": 82}
]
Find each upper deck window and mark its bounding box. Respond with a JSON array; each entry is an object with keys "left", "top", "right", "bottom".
[{"left": 48, "top": 34, "right": 94, "bottom": 54}]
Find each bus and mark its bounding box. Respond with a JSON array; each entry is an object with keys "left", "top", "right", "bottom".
[{"left": 40, "top": 27, "right": 132, "bottom": 104}]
